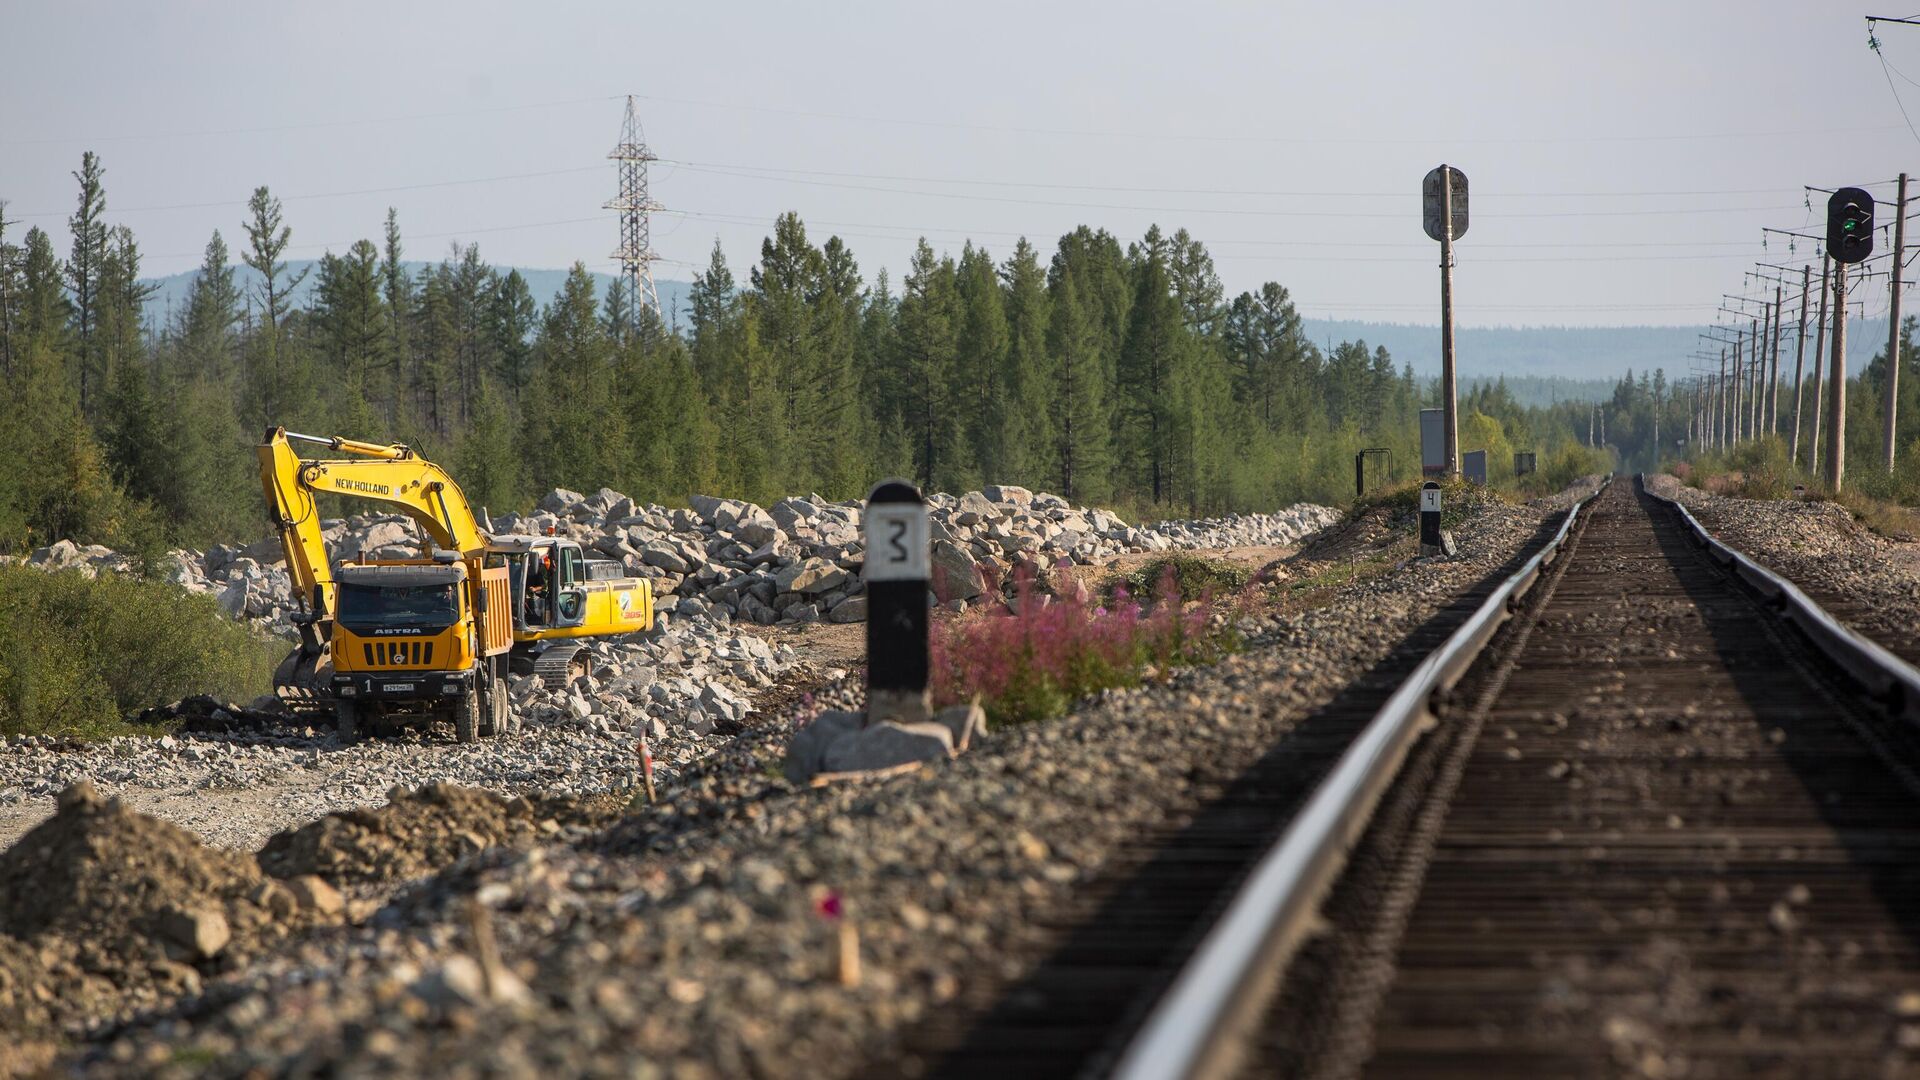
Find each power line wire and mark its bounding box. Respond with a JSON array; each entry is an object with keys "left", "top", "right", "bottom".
[
  {"left": 672, "top": 162, "right": 1803, "bottom": 219},
  {"left": 0, "top": 94, "right": 622, "bottom": 147},
  {"left": 634, "top": 91, "right": 1909, "bottom": 147},
  {"left": 7, "top": 164, "right": 606, "bottom": 220}
]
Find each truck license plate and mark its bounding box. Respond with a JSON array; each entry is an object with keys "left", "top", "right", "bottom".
[{"left": 385, "top": 683, "right": 415, "bottom": 692}]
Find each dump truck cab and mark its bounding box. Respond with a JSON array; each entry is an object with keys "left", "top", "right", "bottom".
[{"left": 327, "top": 555, "right": 515, "bottom": 741}]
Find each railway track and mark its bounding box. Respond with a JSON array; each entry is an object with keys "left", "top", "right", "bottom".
[{"left": 926, "top": 477, "right": 1920, "bottom": 1079}]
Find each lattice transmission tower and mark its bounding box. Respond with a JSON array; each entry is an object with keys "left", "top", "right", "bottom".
[{"left": 605, "top": 95, "right": 663, "bottom": 331}]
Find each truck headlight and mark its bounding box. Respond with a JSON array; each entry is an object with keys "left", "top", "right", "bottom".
[{"left": 339, "top": 686, "right": 356, "bottom": 696}]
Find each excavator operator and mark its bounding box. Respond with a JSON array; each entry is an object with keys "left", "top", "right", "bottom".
[{"left": 526, "top": 550, "right": 555, "bottom": 624}]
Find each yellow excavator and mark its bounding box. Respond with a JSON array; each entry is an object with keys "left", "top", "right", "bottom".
[{"left": 258, "top": 427, "right": 655, "bottom": 741}]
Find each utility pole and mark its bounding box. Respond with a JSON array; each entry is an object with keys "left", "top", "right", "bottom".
[
  {"left": 1790, "top": 264, "right": 1810, "bottom": 462},
  {"left": 1886, "top": 171, "right": 1908, "bottom": 472},
  {"left": 1769, "top": 285, "right": 1784, "bottom": 434},
  {"left": 1732, "top": 332, "right": 1745, "bottom": 444},
  {"left": 1750, "top": 318, "right": 1762, "bottom": 439},
  {"left": 1829, "top": 262, "right": 1849, "bottom": 490},
  {"left": 0, "top": 200, "right": 13, "bottom": 377},
  {"left": 1720, "top": 349, "right": 1735, "bottom": 449},
  {"left": 1812, "top": 256, "right": 1831, "bottom": 475},
  {"left": 1439, "top": 165, "right": 1460, "bottom": 476}
]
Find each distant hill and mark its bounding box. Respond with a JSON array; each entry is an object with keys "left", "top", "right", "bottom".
[
  {"left": 1297, "top": 319, "right": 1887, "bottom": 383},
  {"left": 139, "top": 262, "right": 694, "bottom": 330},
  {"left": 137, "top": 265, "right": 1877, "bottom": 383}
]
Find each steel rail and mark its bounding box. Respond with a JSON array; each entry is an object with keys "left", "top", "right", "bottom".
[
  {"left": 1111, "top": 477, "right": 1610, "bottom": 1080},
  {"left": 1641, "top": 476, "right": 1920, "bottom": 723}
]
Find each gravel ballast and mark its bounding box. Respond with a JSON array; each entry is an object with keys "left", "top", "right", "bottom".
[
  {"left": 39, "top": 483, "right": 1601, "bottom": 1078},
  {"left": 1646, "top": 474, "right": 1920, "bottom": 663}
]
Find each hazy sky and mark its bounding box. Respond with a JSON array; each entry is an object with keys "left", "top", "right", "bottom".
[{"left": 1, "top": 1, "right": 1912, "bottom": 329}]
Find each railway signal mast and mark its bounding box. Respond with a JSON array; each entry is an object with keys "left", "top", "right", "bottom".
[
  {"left": 1423, "top": 165, "right": 1468, "bottom": 477},
  {"left": 1826, "top": 187, "right": 1875, "bottom": 491}
]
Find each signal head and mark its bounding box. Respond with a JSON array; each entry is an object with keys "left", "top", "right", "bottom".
[{"left": 1827, "top": 187, "right": 1876, "bottom": 264}]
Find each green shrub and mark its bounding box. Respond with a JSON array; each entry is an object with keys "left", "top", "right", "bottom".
[
  {"left": 1110, "top": 555, "right": 1252, "bottom": 604},
  {"left": 0, "top": 566, "right": 281, "bottom": 738}
]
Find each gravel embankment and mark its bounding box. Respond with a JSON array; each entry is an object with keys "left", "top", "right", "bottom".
[
  {"left": 57, "top": 482, "right": 1596, "bottom": 1078},
  {"left": 1646, "top": 474, "right": 1920, "bottom": 662},
  {"left": 0, "top": 617, "right": 806, "bottom": 852}
]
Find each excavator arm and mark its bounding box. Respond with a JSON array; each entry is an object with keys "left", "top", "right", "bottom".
[{"left": 258, "top": 427, "right": 491, "bottom": 619}]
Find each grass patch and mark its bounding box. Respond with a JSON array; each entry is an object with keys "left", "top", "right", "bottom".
[
  {"left": 1109, "top": 554, "right": 1252, "bottom": 605},
  {"left": 1348, "top": 475, "right": 1506, "bottom": 532},
  {"left": 0, "top": 565, "right": 281, "bottom": 739},
  {"left": 932, "top": 566, "right": 1229, "bottom": 726},
  {"left": 1815, "top": 489, "right": 1920, "bottom": 541},
  {"left": 1676, "top": 436, "right": 1920, "bottom": 540}
]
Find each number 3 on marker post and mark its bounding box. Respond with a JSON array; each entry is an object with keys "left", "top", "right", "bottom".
[{"left": 864, "top": 504, "right": 929, "bottom": 582}]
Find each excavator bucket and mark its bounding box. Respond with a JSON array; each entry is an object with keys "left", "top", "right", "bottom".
[{"left": 272, "top": 645, "right": 334, "bottom": 716}]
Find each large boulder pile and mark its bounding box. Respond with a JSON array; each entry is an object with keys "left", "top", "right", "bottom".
[
  {"left": 1147, "top": 503, "right": 1345, "bottom": 548},
  {"left": 7, "top": 486, "right": 1342, "bottom": 632},
  {"left": 504, "top": 616, "right": 797, "bottom": 738}
]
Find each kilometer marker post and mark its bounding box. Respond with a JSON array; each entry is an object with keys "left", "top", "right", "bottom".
[
  {"left": 863, "top": 480, "right": 931, "bottom": 726},
  {"left": 1419, "top": 482, "right": 1444, "bottom": 557}
]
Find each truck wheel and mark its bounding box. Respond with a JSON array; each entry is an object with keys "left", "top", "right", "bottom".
[
  {"left": 492, "top": 678, "right": 512, "bottom": 737},
  {"left": 335, "top": 700, "right": 359, "bottom": 742},
  {"left": 477, "top": 677, "right": 499, "bottom": 739},
  {"left": 456, "top": 690, "right": 479, "bottom": 744}
]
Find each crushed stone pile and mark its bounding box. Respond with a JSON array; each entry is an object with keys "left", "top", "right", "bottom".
[
  {"left": 258, "top": 782, "right": 620, "bottom": 887},
  {"left": 5, "top": 484, "right": 1340, "bottom": 638}
]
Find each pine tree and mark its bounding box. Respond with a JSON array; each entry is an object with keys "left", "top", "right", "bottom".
[
  {"left": 448, "top": 244, "right": 496, "bottom": 423},
  {"left": 65, "top": 152, "right": 109, "bottom": 415},
  {"left": 1117, "top": 229, "right": 1185, "bottom": 503},
  {"left": 893, "top": 240, "right": 963, "bottom": 490},
  {"left": 751, "top": 213, "right": 827, "bottom": 491},
  {"left": 97, "top": 227, "right": 161, "bottom": 501},
  {"left": 182, "top": 231, "right": 240, "bottom": 382},
  {"left": 487, "top": 269, "right": 537, "bottom": 400},
  {"left": 312, "top": 239, "right": 390, "bottom": 411},
  {"left": 412, "top": 265, "right": 457, "bottom": 435},
  {"left": 810, "top": 235, "right": 869, "bottom": 494},
  {"left": 601, "top": 277, "right": 634, "bottom": 350},
  {"left": 1168, "top": 228, "right": 1224, "bottom": 338},
  {"left": 0, "top": 201, "right": 16, "bottom": 377},
  {"left": 453, "top": 375, "right": 525, "bottom": 514},
  {"left": 997, "top": 238, "right": 1053, "bottom": 483},
  {"left": 0, "top": 341, "right": 123, "bottom": 546},
  {"left": 1046, "top": 265, "right": 1112, "bottom": 502},
  {"left": 523, "top": 264, "right": 625, "bottom": 491},
  {"left": 955, "top": 243, "right": 1009, "bottom": 484},
  {"left": 17, "top": 227, "right": 69, "bottom": 355},
  {"left": 688, "top": 239, "right": 736, "bottom": 384},
  {"left": 381, "top": 209, "right": 412, "bottom": 407},
  {"left": 241, "top": 186, "right": 312, "bottom": 426}
]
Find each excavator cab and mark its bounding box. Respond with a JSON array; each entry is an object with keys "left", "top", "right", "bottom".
[{"left": 553, "top": 543, "right": 587, "bottom": 628}]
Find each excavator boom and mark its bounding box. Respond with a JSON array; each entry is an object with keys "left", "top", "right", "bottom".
[{"left": 259, "top": 427, "right": 490, "bottom": 619}]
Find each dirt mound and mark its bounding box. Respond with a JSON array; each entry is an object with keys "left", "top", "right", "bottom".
[
  {"left": 0, "top": 782, "right": 337, "bottom": 1051},
  {"left": 257, "top": 782, "right": 620, "bottom": 886},
  {"left": 1292, "top": 502, "right": 1408, "bottom": 563},
  {"left": 135, "top": 692, "right": 295, "bottom": 735}
]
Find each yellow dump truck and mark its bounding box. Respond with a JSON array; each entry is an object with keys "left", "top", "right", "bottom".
[{"left": 258, "top": 427, "right": 654, "bottom": 741}]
